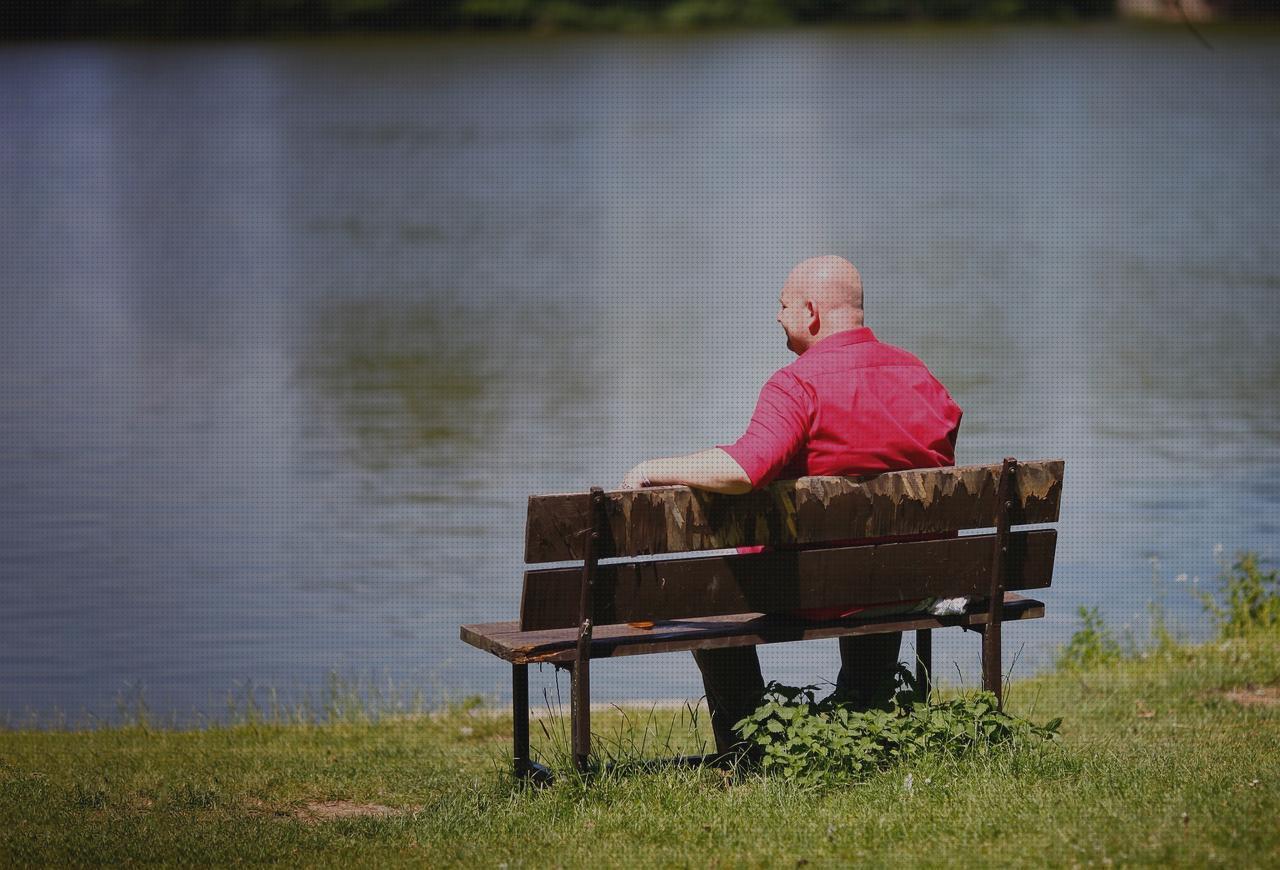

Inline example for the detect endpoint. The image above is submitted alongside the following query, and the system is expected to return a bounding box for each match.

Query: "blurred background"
[6,0,1280,35]
[1,3,1278,725]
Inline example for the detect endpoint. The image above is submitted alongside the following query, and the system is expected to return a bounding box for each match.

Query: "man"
[621,256,963,754]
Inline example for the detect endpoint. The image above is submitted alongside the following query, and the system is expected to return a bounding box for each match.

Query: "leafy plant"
[1056,605,1123,671]
[1200,552,1280,638]
[732,677,1061,785]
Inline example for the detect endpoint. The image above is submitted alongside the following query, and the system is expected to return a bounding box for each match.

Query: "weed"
[172,781,222,810]
[70,781,110,811]
[1200,552,1280,638]
[1056,605,1123,671]
[527,670,712,781]
[731,676,1061,785]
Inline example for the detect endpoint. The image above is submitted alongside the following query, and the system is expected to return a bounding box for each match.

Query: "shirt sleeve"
[718,370,812,488]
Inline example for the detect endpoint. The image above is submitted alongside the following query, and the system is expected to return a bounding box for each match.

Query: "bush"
[732,678,1060,785]
[661,0,790,27]
[1201,552,1280,639]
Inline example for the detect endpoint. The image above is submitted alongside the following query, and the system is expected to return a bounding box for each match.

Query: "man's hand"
[618,450,752,495]
[620,463,653,490]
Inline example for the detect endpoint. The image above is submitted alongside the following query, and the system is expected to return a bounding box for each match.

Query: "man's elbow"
[716,452,754,495]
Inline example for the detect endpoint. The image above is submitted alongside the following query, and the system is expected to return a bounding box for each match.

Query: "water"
[1,28,1278,724]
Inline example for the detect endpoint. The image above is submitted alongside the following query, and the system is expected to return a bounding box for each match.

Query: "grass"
[1,628,1277,866]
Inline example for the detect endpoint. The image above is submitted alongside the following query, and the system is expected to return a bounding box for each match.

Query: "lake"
[1,27,1278,724]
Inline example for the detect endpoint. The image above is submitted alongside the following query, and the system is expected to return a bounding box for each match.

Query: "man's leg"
[692,646,765,753]
[833,632,902,710]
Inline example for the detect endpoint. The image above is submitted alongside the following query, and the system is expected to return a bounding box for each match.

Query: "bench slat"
[524,460,1064,563]
[521,529,1055,631]
[464,594,1045,664]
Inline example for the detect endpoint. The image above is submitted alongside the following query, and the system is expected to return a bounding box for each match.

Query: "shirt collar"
[806,327,877,354]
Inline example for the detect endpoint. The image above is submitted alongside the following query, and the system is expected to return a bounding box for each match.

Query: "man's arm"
[620,448,752,495]
[622,370,809,495]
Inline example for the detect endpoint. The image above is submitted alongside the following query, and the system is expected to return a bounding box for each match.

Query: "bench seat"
[462,592,1044,665]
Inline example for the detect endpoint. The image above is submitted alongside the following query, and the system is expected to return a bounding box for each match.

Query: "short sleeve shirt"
[718,328,963,620]
[720,328,962,488]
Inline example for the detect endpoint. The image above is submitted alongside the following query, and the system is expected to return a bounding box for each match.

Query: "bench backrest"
[520,459,1063,631]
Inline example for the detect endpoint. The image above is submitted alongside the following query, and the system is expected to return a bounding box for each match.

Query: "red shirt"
[719,327,963,619]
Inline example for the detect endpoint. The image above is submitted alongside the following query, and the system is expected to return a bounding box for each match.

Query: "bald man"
[622,256,963,755]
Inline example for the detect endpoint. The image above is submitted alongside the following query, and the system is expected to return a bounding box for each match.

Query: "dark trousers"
[692,632,902,753]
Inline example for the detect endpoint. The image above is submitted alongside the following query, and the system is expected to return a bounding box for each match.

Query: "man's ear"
[807,300,820,335]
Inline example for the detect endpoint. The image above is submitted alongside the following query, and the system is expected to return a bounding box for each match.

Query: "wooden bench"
[461,457,1064,779]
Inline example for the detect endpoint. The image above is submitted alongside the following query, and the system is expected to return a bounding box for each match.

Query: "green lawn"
[2,631,1278,867]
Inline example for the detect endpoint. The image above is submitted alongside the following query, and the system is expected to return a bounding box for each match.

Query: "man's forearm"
[623,448,753,494]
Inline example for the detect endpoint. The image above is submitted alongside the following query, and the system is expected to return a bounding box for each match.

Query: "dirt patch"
[1222,686,1280,707]
[295,800,410,822]
[244,797,290,819]
[245,797,415,823]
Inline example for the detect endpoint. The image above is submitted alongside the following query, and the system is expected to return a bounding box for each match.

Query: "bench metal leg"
[513,663,530,779]
[568,486,605,775]
[512,664,552,785]
[571,658,591,772]
[980,623,1003,702]
[915,628,932,704]
[983,457,1017,708]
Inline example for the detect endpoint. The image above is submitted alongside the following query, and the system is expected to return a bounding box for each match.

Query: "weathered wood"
[462,594,1046,665]
[520,529,1055,631]
[524,460,1064,563]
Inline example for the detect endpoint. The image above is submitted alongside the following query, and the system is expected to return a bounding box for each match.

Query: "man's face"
[776,285,811,355]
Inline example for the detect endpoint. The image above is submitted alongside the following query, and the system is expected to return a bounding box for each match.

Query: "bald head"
[776,256,865,354]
